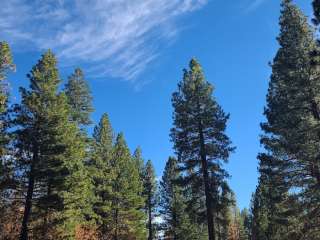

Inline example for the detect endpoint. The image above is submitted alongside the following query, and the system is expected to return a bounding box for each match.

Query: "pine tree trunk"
[198,121,215,240]
[20,147,38,240]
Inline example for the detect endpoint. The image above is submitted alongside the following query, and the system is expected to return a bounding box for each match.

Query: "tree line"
[1,0,320,239]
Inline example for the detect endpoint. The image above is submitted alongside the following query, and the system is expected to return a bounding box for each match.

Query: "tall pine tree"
[90,113,114,237]
[216,182,233,240]
[256,0,320,238]
[133,147,145,180]
[171,58,234,240]
[0,41,17,239]
[64,68,93,128]
[159,157,198,240]
[0,41,15,114]
[143,160,158,240]
[14,50,92,239]
[0,41,15,187]
[108,133,146,239]
[251,181,270,240]
[0,41,15,156]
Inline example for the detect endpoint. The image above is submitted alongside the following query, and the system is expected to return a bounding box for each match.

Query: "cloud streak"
[245,0,267,13]
[0,0,207,81]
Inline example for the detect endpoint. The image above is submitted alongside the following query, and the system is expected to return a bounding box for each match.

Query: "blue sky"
[0,0,313,209]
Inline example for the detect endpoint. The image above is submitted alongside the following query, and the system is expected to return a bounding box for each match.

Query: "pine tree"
[59,135,96,240]
[257,0,320,238]
[159,157,198,240]
[240,209,251,240]
[180,172,209,240]
[65,68,93,128]
[109,133,146,239]
[0,41,15,156]
[260,155,293,239]
[90,113,114,237]
[216,182,233,240]
[133,147,145,180]
[0,41,17,240]
[14,50,92,239]
[0,41,15,186]
[62,67,96,238]
[171,58,234,240]
[143,160,158,240]
[252,154,296,240]
[231,208,247,240]
[0,41,15,114]
[251,182,269,240]
[223,192,245,240]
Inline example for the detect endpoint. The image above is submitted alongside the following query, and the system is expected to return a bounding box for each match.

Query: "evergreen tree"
[65,68,93,128]
[259,155,292,239]
[240,208,251,240]
[143,160,158,240]
[108,133,146,239]
[216,182,233,240]
[224,197,250,240]
[180,171,209,240]
[257,0,320,238]
[0,41,15,156]
[133,146,145,180]
[90,113,114,237]
[14,50,92,239]
[132,147,147,225]
[0,41,15,114]
[159,157,198,240]
[63,67,96,238]
[0,41,15,183]
[0,41,16,239]
[251,183,269,240]
[171,58,234,240]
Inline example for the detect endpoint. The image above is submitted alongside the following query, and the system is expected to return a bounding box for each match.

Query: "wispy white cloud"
[0,0,207,81]
[245,0,267,13]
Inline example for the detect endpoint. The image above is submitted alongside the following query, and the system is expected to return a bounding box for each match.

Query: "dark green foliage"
[14,50,93,239]
[0,41,15,156]
[92,113,114,189]
[254,0,320,238]
[143,160,158,240]
[0,41,16,239]
[59,134,96,239]
[171,58,234,240]
[0,41,15,113]
[240,208,251,240]
[90,113,114,236]
[62,69,96,238]
[251,182,269,240]
[93,113,114,149]
[65,68,93,127]
[159,157,199,240]
[108,133,146,239]
[0,40,14,174]
[133,147,145,179]
[90,116,147,239]
[216,182,233,240]
[313,0,320,25]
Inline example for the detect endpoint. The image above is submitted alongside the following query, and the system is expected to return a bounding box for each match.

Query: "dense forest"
[1,0,320,239]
